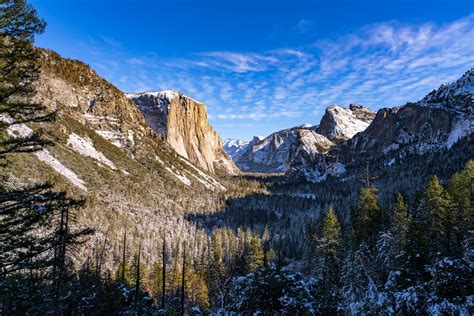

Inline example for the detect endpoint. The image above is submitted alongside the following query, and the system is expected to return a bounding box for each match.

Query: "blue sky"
[33,0,473,140]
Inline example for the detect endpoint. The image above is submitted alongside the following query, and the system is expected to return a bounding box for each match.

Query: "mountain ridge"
[227,104,375,173]
[286,69,474,182]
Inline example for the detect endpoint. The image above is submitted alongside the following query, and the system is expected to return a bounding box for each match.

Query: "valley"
[1,1,473,314]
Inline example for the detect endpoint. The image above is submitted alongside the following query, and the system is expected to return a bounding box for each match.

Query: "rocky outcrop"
[286,69,474,182]
[231,104,375,173]
[127,91,239,175]
[317,104,376,142]
[236,126,303,173]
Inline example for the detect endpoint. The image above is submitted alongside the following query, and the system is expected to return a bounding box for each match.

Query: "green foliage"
[353,187,383,251]
[243,231,264,273]
[447,160,474,230]
[391,192,411,255]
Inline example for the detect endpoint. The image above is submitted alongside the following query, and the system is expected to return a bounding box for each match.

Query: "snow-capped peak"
[125,90,180,100]
[420,68,473,113]
[223,138,249,149]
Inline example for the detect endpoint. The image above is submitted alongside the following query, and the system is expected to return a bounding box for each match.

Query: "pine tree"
[422,176,457,256]
[0,0,52,157]
[391,192,411,256]
[129,250,146,287]
[318,207,342,314]
[353,187,383,251]
[447,160,473,235]
[244,231,264,273]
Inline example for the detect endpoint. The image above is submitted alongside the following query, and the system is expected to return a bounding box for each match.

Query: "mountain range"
[224,104,376,173]
[224,71,473,181]
[7,46,473,272]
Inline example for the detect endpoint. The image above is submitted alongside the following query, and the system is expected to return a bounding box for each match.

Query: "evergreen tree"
[317,207,342,314]
[421,176,459,256]
[390,192,411,256]
[447,160,473,236]
[353,187,383,251]
[244,231,264,273]
[0,0,51,157]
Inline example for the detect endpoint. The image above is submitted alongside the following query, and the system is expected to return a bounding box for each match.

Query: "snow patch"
[180,158,226,191]
[35,149,87,190]
[446,118,473,148]
[95,130,125,148]
[67,133,117,170]
[154,155,191,186]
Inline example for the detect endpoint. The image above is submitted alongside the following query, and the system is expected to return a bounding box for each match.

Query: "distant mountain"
[223,137,259,162]
[286,69,474,182]
[127,91,239,175]
[230,105,375,173]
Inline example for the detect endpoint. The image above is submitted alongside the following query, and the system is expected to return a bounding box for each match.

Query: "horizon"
[33,0,473,140]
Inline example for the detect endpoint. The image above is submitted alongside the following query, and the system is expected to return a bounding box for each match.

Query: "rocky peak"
[420,68,473,113]
[229,105,375,174]
[127,91,239,175]
[316,104,376,142]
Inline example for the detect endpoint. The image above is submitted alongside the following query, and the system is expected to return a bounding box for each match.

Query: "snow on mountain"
[223,138,250,161]
[6,119,87,190]
[316,104,376,142]
[234,105,374,173]
[287,69,474,182]
[67,133,117,170]
[420,68,474,113]
[127,90,239,175]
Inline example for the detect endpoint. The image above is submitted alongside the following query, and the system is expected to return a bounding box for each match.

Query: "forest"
[1,1,473,315]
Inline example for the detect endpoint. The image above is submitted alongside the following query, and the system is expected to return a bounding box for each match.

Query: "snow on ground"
[181,158,226,191]
[67,133,117,170]
[94,130,126,148]
[154,155,191,186]
[35,149,87,190]
[165,166,191,186]
[5,120,87,190]
[446,117,473,148]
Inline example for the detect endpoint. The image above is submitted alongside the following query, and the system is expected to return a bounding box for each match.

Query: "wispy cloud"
[87,14,474,138]
[292,19,313,34]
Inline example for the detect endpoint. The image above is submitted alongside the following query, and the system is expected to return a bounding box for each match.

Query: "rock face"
[236,127,304,173]
[127,91,239,175]
[286,69,474,182]
[230,105,375,173]
[317,104,376,142]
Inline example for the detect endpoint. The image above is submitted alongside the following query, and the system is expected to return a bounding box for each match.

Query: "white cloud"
[90,14,474,135]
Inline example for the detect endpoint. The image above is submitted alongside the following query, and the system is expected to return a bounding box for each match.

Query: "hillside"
[4,49,244,271]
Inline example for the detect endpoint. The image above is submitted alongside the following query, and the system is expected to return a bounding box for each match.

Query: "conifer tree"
[422,176,455,256]
[318,207,342,313]
[391,192,411,256]
[353,187,383,251]
[447,160,473,232]
[244,231,264,273]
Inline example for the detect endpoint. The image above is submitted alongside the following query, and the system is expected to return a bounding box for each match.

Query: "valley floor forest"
[1,1,473,315]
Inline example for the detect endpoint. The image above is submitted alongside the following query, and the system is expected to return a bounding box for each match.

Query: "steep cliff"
[286,69,474,182]
[127,91,239,175]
